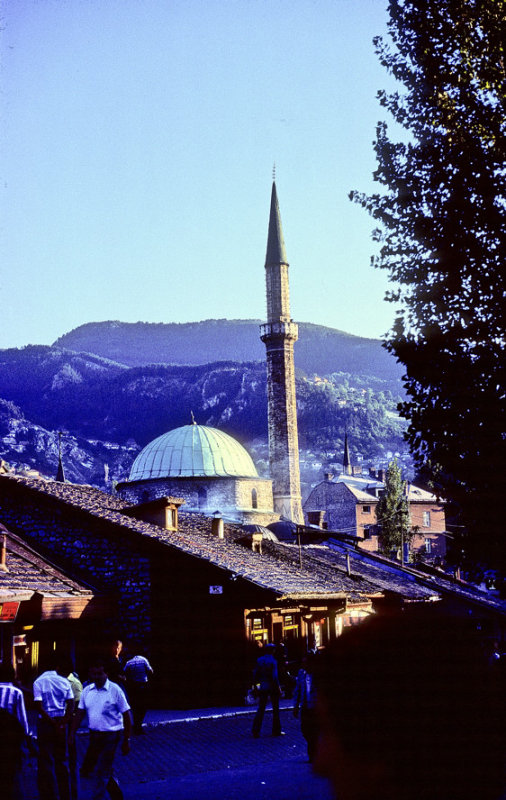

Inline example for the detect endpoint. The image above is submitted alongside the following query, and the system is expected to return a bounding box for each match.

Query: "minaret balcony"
[260,321,299,342]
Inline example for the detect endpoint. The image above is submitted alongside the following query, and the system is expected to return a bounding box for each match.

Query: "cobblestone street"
[21,707,334,800]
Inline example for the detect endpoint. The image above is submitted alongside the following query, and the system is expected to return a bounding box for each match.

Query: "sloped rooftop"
[0,525,94,600]
[335,473,438,504]
[1,473,482,607]
[0,474,371,601]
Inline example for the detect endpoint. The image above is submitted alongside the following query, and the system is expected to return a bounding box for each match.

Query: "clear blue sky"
[1,0,402,350]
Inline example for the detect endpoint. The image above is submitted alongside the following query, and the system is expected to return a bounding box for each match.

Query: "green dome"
[128,424,258,481]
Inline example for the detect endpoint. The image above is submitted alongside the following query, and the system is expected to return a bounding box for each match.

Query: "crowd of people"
[0,640,153,800]
[1,612,504,800]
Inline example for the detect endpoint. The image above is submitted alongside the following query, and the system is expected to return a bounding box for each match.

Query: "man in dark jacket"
[251,644,284,738]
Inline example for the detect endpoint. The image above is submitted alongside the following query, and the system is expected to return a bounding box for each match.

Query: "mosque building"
[117,422,276,524]
[118,180,303,526]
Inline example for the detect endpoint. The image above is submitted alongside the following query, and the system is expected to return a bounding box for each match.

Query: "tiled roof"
[336,474,439,504]
[342,483,379,503]
[262,542,437,602]
[0,527,94,599]
[0,475,374,601]
[0,474,460,606]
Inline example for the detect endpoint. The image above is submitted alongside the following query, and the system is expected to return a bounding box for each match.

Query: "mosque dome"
[128,423,259,482]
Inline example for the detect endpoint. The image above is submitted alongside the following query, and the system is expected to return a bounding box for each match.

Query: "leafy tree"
[352,0,506,569]
[376,459,413,558]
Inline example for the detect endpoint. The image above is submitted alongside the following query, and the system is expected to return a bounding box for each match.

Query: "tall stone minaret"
[260,181,303,524]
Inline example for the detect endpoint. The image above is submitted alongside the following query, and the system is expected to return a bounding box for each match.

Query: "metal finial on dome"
[191,411,196,425]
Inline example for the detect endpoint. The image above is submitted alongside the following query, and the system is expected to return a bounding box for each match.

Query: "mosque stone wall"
[235,477,273,512]
[118,475,276,524]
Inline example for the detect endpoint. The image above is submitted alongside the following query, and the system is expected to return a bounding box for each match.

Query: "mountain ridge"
[0,320,408,487]
[53,319,403,385]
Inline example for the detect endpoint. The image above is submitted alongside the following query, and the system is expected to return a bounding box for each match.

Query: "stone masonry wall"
[264,336,303,523]
[119,476,275,522]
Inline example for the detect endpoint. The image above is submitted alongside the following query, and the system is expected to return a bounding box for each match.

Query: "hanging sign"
[0,602,20,621]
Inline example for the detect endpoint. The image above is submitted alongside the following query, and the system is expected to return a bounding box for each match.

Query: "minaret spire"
[55,431,66,483]
[260,180,303,524]
[343,432,352,476]
[265,181,288,270]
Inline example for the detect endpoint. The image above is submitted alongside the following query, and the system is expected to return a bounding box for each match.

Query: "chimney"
[0,535,9,572]
[251,532,263,554]
[307,510,326,528]
[324,472,333,482]
[212,513,224,540]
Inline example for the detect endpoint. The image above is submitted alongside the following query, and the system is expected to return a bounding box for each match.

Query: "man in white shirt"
[70,658,131,800]
[33,656,74,800]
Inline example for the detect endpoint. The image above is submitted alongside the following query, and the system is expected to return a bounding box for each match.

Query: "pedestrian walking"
[293,653,318,762]
[70,657,131,800]
[59,658,83,800]
[123,650,153,735]
[0,708,26,800]
[0,662,30,799]
[33,655,74,800]
[104,639,126,689]
[0,661,29,735]
[251,643,284,738]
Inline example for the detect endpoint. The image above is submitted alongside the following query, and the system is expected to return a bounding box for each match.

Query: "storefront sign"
[0,602,20,621]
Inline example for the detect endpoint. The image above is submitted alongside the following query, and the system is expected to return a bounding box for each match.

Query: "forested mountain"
[54,319,403,388]
[0,338,407,488]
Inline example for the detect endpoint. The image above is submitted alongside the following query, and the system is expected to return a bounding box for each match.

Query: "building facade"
[304,469,447,563]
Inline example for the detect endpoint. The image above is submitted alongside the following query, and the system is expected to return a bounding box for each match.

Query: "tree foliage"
[376,459,413,556]
[352,0,506,569]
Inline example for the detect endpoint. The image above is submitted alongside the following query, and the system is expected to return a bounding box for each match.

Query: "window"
[363,505,371,514]
[251,488,258,509]
[425,537,432,554]
[423,511,431,527]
